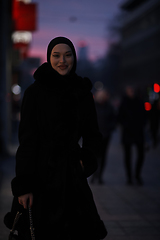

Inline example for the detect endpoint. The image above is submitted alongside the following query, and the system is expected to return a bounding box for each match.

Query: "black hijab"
[34,36,92,91]
[47,36,77,74]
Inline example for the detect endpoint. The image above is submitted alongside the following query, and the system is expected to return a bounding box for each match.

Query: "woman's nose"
[60,55,65,62]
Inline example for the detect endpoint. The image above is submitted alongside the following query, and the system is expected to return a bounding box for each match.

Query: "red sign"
[12,0,37,31]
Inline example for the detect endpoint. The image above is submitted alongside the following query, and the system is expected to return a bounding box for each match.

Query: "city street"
[0,127,160,240]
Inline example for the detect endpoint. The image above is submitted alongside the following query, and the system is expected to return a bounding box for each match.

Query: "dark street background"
[0,126,160,240]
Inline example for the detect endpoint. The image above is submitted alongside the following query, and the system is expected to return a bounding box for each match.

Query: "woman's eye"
[53,55,59,58]
[66,53,72,57]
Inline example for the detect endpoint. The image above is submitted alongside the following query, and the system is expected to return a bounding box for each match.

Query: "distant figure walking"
[91,89,116,184]
[118,86,146,185]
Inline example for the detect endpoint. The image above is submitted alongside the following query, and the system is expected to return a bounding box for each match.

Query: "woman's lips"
[58,65,67,70]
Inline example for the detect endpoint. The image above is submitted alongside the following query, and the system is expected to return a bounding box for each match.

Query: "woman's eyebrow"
[53,51,72,54]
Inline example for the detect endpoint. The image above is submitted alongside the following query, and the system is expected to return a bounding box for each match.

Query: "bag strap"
[10,211,22,234]
[28,206,35,240]
[9,206,35,240]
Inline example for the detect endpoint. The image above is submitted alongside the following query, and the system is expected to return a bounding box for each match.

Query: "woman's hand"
[18,193,33,209]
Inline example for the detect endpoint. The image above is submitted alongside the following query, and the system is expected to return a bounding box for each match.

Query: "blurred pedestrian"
[118,85,146,185]
[4,37,107,240]
[91,89,116,184]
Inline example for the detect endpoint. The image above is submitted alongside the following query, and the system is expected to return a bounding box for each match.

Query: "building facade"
[119,0,160,91]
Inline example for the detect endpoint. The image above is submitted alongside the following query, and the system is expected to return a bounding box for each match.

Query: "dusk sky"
[29,0,125,62]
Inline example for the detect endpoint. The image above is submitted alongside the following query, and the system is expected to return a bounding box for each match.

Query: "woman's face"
[50,43,74,75]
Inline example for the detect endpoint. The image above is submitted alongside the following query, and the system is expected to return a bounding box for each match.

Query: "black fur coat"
[6,63,107,239]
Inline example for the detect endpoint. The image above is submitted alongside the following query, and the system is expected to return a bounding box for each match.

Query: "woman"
[7,37,107,239]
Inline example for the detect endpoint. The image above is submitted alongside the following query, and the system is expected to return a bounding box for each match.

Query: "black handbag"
[8,206,35,240]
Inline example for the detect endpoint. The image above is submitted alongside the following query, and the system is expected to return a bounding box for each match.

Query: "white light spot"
[11,84,21,95]
[12,31,32,44]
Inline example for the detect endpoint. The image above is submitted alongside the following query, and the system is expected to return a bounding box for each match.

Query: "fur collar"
[33,62,92,91]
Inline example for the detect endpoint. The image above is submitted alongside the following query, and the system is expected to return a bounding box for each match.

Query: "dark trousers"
[91,136,110,183]
[98,137,110,179]
[123,142,144,183]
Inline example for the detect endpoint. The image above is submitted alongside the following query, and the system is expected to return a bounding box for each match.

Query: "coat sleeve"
[80,92,102,177]
[11,85,38,197]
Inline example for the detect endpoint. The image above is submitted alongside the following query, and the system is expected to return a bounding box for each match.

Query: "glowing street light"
[153,83,160,93]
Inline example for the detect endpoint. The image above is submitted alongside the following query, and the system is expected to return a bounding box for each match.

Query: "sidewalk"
[0,128,160,240]
[90,128,160,240]
[91,184,160,240]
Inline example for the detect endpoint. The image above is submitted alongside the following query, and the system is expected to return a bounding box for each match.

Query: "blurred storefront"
[0,0,12,155]
[0,0,39,156]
